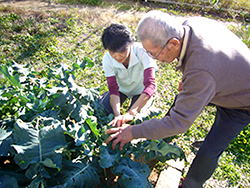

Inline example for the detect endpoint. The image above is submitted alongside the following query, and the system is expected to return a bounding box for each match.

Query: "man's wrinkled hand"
[105,124,133,150]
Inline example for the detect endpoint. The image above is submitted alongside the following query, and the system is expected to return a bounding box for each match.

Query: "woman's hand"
[178,81,183,91]
[109,113,134,127]
[105,124,133,150]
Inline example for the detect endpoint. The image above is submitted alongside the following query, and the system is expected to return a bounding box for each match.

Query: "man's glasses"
[146,37,174,59]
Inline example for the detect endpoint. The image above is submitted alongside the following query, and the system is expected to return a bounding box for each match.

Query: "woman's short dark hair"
[101,23,134,52]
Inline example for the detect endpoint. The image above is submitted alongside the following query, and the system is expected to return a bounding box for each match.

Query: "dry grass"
[0,0,145,28]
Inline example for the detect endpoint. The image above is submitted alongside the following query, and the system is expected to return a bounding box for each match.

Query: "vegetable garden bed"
[0,60,185,188]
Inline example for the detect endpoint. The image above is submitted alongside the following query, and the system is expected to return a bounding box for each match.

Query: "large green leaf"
[0,65,21,88]
[12,119,66,170]
[29,174,47,188]
[144,140,185,162]
[48,159,100,188]
[112,157,152,188]
[144,140,182,156]
[0,175,19,188]
[0,128,14,156]
[75,128,91,147]
[25,163,51,180]
[0,128,12,144]
[85,116,100,137]
[47,87,92,122]
[74,57,94,70]
[0,169,30,187]
[99,145,120,169]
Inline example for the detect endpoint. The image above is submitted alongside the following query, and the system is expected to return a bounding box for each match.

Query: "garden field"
[0,0,249,187]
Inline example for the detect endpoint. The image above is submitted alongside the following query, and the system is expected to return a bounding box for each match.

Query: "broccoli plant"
[0,59,185,188]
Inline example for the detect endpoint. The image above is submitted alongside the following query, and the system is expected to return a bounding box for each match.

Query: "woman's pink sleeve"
[106,76,120,97]
[142,67,156,98]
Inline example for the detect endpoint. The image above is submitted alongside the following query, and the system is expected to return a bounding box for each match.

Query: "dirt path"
[0,0,241,28]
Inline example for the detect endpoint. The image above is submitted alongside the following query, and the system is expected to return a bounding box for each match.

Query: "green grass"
[0,1,249,187]
[51,0,250,22]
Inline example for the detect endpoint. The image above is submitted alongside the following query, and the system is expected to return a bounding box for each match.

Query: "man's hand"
[105,124,133,150]
[109,113,134,127]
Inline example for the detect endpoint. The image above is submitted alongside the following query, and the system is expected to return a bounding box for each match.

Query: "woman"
[101,23,157,127]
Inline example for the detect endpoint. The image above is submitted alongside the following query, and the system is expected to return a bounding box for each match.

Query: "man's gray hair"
[137,10,184,47]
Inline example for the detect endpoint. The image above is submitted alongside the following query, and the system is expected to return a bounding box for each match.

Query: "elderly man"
[105,10,250,188]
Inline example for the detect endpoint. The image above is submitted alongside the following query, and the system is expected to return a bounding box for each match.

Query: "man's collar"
[176,26,190,68]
